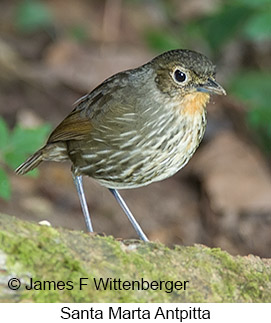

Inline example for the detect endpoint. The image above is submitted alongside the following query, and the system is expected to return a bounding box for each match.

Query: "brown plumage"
[16,49,226,241]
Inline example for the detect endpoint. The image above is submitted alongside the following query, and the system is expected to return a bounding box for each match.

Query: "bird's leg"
[72,174,93,232]
[109,188,149,242]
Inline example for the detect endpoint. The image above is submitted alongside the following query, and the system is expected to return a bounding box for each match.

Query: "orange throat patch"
[180,92,210,116]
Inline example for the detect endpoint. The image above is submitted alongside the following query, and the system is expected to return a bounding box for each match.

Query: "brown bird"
[16,49,226,241]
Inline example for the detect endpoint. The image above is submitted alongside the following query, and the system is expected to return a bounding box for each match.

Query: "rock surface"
[0,213,270,302]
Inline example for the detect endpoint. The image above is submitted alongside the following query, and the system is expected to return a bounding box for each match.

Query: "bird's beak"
[197,78,226,96]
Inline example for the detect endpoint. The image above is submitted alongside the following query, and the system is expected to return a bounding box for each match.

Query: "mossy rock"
[0,213,270,302]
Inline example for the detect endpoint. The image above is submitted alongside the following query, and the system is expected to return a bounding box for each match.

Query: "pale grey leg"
[72,174,93,232]
[109,188,149,242]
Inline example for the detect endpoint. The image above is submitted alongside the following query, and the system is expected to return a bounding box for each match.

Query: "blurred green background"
[0,0,270,256]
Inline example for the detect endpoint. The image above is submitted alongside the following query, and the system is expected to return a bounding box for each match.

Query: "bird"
[16,49,226,242]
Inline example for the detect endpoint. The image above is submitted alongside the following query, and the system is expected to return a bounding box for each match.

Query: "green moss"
[0,213,270,302]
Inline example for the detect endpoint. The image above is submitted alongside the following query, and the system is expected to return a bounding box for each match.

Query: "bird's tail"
[15,149,44,175]
[15,142,69,175]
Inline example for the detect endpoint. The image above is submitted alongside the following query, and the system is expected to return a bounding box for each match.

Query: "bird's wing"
[47,86,108,143]
[47,71,140,143]
[47,108,93,142]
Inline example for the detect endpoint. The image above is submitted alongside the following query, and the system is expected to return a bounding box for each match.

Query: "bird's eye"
[173,69,187,83]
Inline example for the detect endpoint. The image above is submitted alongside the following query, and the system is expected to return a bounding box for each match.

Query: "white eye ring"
[172,68,187,84]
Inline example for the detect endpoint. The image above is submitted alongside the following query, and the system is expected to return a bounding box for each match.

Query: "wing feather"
[48,109,92,142]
